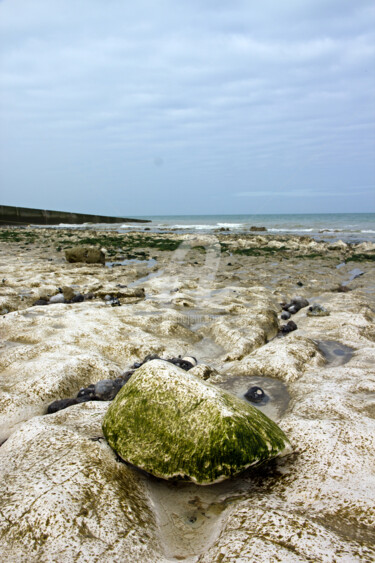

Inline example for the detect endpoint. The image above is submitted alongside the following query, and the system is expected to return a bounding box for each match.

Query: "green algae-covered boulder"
[102,360,292,484]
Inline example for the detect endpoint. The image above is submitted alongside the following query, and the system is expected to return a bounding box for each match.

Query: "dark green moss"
[346,253,375,262]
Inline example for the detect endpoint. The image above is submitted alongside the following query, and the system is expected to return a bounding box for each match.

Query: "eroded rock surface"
[0,402,161,562]
[0,228,374,561]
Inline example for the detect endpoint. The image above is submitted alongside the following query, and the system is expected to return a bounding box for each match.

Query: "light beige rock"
[0,402,162,562]
[65,246,105,265]
[228,334,326,382]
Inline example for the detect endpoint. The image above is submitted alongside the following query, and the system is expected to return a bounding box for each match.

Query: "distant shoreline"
[0,205,151,226]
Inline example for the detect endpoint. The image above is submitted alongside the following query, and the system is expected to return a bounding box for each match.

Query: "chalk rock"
[229,335,326,382]
[102,360,291,484]
[65,246,105,265]
[0,402,161,562]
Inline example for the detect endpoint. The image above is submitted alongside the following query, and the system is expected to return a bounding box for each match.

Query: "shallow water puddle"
[216,375,290,421]
[342,268,364,286]
[317,340,354,367]
[106,257,157,268]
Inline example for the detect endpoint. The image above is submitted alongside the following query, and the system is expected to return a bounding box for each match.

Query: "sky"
[0,0,374,216]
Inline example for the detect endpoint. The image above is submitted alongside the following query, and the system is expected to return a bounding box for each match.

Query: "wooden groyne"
[0,205,150,226]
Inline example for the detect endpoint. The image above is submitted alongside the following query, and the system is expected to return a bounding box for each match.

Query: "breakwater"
[0,205,150,226]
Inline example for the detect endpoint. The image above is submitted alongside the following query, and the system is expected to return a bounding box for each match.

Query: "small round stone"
[244,386,265,403]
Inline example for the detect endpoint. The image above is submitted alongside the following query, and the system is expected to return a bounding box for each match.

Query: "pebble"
[182,356,198,366]
[244,386,265,403]
[307,304,330,317]
[94,379,125,401]
[49,294,65,304]
[70,294,84,303]
[77,384,95,399]
[166,358,194,371]
[281,311,291,320]
[280,320,298,334]
[33,299,49,306]
[47,398,78,414]
[283,296,309,314]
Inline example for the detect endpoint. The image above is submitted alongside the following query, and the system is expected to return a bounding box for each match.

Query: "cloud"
[0,0,374,214]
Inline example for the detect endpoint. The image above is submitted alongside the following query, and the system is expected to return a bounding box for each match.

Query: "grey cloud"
[0,0,374,215]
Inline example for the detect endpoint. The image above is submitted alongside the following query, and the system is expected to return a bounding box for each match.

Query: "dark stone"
[47,398,78,414]
[110,298,121,307]
[281,311,291,320]
[143,354,161,362]
[77,384,95,398]
[284,297,309,314]
[297,281,304,287]
[33,299,49,306]
[166,358,194,371]
[94,379,125,401]
[244,386,265,403]
[280,320,298,334]
[249,226,267,232]
[227,262,232,266]
[120,370,135,383]
[76,395,96,403]
[287,305,299,314]
[70,293,84,303]
[132,362,142,369]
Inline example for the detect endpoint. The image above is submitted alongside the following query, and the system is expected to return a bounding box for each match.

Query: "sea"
[55,213,375,244]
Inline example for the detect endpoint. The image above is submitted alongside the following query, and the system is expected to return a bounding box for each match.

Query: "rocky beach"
[0,226,375,562]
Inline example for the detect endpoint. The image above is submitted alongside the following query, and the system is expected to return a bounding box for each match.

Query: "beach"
[0,225,375,561]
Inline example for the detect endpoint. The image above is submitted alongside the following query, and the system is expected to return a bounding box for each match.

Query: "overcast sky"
[1,0,374,216]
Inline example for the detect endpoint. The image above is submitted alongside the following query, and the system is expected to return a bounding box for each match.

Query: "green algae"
[102,360,291,485]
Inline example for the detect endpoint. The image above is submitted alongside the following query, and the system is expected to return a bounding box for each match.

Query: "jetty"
[0,205,150,226]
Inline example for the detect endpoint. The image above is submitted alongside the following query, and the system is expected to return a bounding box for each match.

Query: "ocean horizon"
[49,212,375,244]
[109,212,375,244]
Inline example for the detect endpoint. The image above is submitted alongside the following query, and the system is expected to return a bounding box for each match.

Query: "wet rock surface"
[102,360,291,484]
[0,227,374,561]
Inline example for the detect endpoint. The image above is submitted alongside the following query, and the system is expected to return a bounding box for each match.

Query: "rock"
[297,281,304,287]
[32,298,48,306]
[70,293,84,303]
[281,311,291,320]
[280,320,298,334]
[47,398,78,414]
[244,386,265,403]
[62,286,75,301]
[95,286,145,300]
[49,293,65,304]
[77,384,95,399]
[307,304,330,317]
[188,363,218,381]
[166,357,194,370]
[94,379,125,401]
[182,356,198,366]
[230,335,326,383]
[65,246,105,265]
[283,296,309,314]
[143,353,161,363]
[119,370,135,383]
[249,226,267,232]
[0,403,161,561]
[102,360,291,484]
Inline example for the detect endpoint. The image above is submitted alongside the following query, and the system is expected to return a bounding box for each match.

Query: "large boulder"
[65,246,105,265]
[102,360,291,484]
